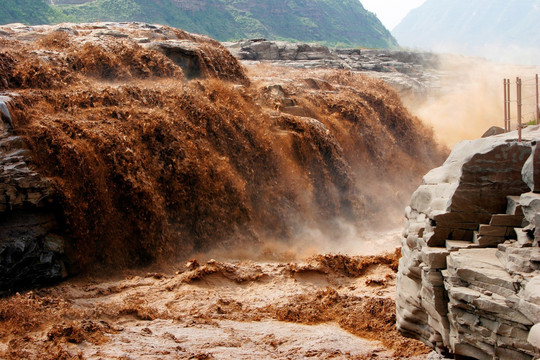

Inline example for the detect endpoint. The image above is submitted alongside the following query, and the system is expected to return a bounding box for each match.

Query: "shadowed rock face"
[0,96,66,295]
[146,41,203,79]
[397,126,540,359]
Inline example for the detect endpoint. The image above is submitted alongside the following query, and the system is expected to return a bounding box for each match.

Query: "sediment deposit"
[0,248,434,359]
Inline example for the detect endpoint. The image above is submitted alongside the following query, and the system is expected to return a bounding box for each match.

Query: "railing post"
[504,79,509,131]
[507,79,511,132]
[536,74,540,125]
[517,77,522,142]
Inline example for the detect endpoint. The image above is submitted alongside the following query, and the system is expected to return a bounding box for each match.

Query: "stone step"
[478,224,507,236]
[489,214,524,227]
[473,231,506,247]
[445,240,480,251]
[496,242,540,273]
[447,248,518,298]
[421,246,450,269]
[506,195,524,216]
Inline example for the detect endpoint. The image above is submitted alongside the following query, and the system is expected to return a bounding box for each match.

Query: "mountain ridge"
[393,0,540,64]
[1,0,398,48]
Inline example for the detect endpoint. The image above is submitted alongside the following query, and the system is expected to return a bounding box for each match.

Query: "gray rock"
[520,192,540,226]
[522,142,540,193]
[397,127,540,359]
[482,126,506,138]
[144,40,203,79]
[225,39,440,97]
[507,195,524,215]
[528,323,540,350]
[422,247,450,269]
[0,97,13,130]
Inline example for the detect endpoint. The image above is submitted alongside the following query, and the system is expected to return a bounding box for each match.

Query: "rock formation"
[225,39,440,97]
[0,95,67,295]
[397,126,540,359]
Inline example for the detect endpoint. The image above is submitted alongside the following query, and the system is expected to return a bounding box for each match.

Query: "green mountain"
[1,0,397,48]
[0,0,66,25]
[393,0,540,64]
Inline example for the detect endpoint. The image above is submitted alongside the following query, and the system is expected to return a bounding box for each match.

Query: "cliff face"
[397,127,540,359]
[225,39,439,98]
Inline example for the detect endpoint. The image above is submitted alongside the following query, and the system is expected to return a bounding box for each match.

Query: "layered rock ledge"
[397,126,540,359]
[224,39,440,97]
[0,95,67,295]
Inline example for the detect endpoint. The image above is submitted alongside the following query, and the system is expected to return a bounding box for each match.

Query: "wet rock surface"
[397,126,540,359]
[0,96,67,294]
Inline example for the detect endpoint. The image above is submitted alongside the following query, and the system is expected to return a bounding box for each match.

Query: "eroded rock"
[397,126,540,359]
[0,96,67,294]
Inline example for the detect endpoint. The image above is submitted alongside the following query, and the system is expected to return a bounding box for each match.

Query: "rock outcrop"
[0,95,67,295]
[225,39,440,97]
[397,126,540,359]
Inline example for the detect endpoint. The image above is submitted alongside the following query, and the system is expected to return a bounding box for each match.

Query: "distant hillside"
[0,0,66,25]
[1,0,397,48]
[393,0,540,64]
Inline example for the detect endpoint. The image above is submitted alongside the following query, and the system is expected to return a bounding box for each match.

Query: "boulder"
[528,324,540,351]
[482,126,505,138]
[522,140,540,193]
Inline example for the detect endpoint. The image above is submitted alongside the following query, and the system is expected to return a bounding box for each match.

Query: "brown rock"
[489,214,525,227]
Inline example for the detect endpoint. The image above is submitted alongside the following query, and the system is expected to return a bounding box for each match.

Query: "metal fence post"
[504,79,508,131]
[507,79,511,132]
[536,74,540,125]
[517,77,522,142]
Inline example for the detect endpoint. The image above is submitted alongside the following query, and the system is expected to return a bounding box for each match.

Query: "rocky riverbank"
[397,126,540,359]
[225,39,441,98]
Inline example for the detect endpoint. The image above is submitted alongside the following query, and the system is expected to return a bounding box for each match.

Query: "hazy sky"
[361,0,426,30]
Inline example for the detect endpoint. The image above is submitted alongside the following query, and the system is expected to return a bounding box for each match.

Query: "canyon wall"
[397,127,540,359]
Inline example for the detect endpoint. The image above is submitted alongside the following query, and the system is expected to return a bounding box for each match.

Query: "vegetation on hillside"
[0,0,68,25]
[2,0,397,48]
